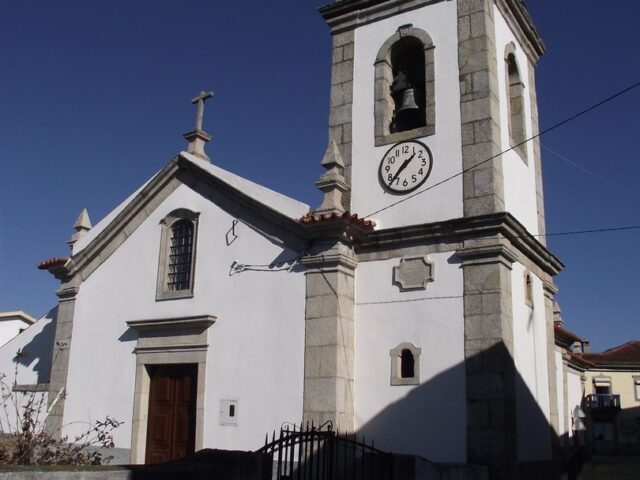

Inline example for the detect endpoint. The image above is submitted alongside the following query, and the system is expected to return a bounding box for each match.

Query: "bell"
[397,88,419,113]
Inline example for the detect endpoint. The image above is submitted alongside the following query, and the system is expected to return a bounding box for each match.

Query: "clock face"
[378,140,433,194]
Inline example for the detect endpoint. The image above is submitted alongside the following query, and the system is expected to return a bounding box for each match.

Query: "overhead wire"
[364,80,640,218]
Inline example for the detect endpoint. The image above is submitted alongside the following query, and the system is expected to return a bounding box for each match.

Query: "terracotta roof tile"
[37,257,69,270]
[300,211,376,230]
[566,351,595,368]
[554,324,585,344]
[579,340,640,367]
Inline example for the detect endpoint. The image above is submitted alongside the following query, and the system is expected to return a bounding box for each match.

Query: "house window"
[634,377,640,401]
[593,377,611,395]
[374,25,435,146]
[156,209,200,300]
[504,44,527,161]
[390,342,421,386]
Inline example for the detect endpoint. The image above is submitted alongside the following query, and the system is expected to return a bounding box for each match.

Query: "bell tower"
[319,0,546,237]
[316,2,562,479]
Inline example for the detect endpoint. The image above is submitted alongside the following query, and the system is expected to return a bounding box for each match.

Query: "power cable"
[536,225,640,238]
[365,80,640,218]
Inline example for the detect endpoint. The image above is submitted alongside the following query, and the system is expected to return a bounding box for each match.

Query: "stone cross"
[184,90,214,161]
[191,91,214,131]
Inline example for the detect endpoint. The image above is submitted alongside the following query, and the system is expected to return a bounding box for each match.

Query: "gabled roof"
[0,311,36,325]
[41,152,311,283]
[554,323,585,348]
[579,341,640,368]
[73,153,309,255]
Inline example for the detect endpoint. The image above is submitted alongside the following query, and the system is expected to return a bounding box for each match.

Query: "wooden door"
[145,364,198,464]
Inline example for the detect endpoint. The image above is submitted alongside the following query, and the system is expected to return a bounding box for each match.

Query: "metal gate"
[259,422,393,480]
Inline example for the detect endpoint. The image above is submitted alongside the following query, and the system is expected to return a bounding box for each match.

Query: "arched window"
[374,25,435,146]
[389,37,426,134]
[167,219,194,291]
[505,44,527,161]
[390,342,421,386]
[156,209,200,300]
[400,349,415,378]
[524,272,533,307]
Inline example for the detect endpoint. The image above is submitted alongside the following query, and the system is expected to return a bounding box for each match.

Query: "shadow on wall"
[10,306,57,384]
[356,341,563,480]
[588,404,640,456]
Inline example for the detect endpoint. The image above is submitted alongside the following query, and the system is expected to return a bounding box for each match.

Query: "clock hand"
[390,153,416,183]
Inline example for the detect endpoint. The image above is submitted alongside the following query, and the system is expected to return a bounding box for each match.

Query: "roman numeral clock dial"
[378,140,433,194]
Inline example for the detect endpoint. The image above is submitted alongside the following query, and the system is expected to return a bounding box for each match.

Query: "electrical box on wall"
[219,399,238,426]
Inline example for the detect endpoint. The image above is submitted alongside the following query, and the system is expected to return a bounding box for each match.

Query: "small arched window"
[390,342,421,386]
[374,25,435,146]
[156,209,200,300]
[400,349,415,378]
[524,272,533,307]
[505,44,527,161]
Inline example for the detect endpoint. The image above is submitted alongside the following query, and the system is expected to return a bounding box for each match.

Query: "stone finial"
[67,208,92,250]
[183,90,214,161]
[313,138,349,216]
[553,301,563,325]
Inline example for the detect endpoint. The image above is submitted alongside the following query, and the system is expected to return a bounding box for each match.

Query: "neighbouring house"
[2,1,569,479]
[553,304,640,457]
[0,311,36,347]
[580,341,640,455]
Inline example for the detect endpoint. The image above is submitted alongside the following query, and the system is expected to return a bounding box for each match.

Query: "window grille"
[167,220,194,291]
[156,209,199,301]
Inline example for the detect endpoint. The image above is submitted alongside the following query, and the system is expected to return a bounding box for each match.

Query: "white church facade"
[3,1,565,478]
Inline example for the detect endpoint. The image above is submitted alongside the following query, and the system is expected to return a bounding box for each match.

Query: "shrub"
[0,352,122,465]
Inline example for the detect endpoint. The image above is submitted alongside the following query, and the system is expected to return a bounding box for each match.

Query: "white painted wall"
[493,6,539,235]
[0,317,33,347]
[0,310,56,432]
[351,1,463,229]
[0,310,55,386]
[555,350,567,443]
[511,263,551,461]
[63,183,306,452]
[354,252,466,462]
[566,370,584,440]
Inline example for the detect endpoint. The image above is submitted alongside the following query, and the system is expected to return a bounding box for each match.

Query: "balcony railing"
[585,394,621,411]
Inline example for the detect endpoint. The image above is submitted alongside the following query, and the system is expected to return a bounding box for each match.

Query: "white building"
[4,1,565,478]
[0,311,36,347]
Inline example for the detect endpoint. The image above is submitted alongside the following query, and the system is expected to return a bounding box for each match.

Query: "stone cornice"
[301,214,374,247]
[319,0,445,33]
[584,365,640,373]
[55,284,80,300]
[495,0,545,63]
[356,212,563,276]
[179,157,309,247]
[127,314,216,333]
[319,0,545,61]
[301,252,358,275]
[457,244,518,269]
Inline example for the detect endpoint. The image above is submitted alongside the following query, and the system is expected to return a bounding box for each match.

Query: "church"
[2,1,565,478]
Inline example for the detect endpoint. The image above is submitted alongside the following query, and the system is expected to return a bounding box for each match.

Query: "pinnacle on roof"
[67,208,92,249]
[313,137,349,217]
[73,208,92,231]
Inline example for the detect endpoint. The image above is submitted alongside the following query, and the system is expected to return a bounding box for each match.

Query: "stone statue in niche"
[393,256,434,291]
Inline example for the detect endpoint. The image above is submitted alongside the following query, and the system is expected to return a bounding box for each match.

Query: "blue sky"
[1,1,638,352]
